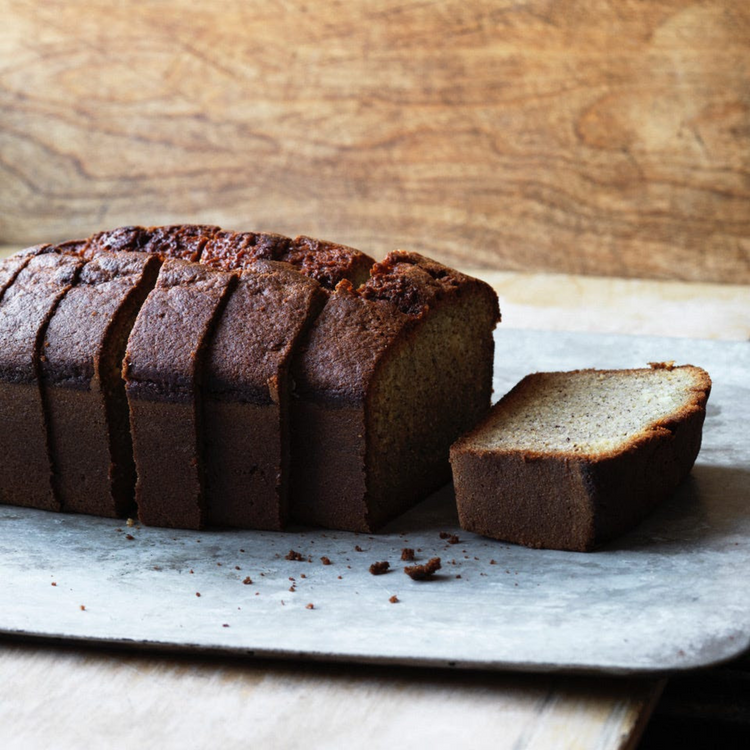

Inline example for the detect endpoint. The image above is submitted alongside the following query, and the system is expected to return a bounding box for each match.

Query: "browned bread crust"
[201,231,374,289]
[450,365,712,551]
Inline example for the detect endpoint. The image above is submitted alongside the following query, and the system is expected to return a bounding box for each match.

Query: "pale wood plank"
[0,643,662,750]
[0,1,748,282]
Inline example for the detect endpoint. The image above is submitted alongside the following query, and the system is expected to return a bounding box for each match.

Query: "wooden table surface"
[0,244,747,749]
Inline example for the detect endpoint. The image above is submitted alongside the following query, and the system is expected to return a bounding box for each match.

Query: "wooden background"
[1,0,748,283]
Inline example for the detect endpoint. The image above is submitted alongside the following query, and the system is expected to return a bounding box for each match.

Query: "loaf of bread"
[450,365,712,552]
[0,225,499,534]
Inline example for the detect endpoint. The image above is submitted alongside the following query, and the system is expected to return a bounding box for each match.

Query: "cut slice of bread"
[450,364,712,552]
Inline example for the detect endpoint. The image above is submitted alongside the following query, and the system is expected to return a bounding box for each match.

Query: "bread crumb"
[400,548,415,561]
[389,595,399,604]
[306,603,315,610]
[80,605,86,611]
[243,576,253,585]
[222,623,229,628]
[354,545,363,552]
[404,558,441,580]
[439,532,451,539]
[490,559,497,565]
[51,582,57,587]
[126,518,135,527]
[195,592,201,597]
[285,550,305,561]
[321,556,332,565]
[369,561,390,575]
[125,534,135,541]
[447,535,460,544]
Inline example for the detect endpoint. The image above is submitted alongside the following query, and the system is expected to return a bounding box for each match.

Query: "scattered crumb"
[80,605,86,611]
[321,556,332,565]
[301,574,307,579]
[289,577,295,582]
[490,560,497,565]
[115,528,122,532]
[389,595,399,604]
[217,562,222,567]
[51,582,57,587]
[289,585,296,592]
[439,532,451,539]
[354,545,363,552]
[369,561,390,576]
[222,623,229,628]
[240,549,245,553]
[126,518,135,527]
[153,566,162,571]
[190,569,194,574]
[306,603,315,610]
[448,535,460,545]
[195,592,201,597]
[125,534,135,541]
[243,576,253,585]
[337,575,342,580]
[456,574,462,579]
[286,550,305,561]
[400,548,415,561]
[235,566,241,571]
[404,557,442,581]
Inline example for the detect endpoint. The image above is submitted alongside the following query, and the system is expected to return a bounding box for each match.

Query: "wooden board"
[1,1,748,283]
[0,642,662,750]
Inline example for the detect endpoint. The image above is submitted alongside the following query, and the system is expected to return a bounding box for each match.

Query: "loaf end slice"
[450,365,712,552]
[291,251,500,532]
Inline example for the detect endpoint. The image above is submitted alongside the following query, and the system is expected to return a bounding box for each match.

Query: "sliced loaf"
[450,364,712,551]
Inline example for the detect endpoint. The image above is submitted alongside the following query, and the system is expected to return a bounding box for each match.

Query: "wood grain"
[0,1,748,282]
[0,642,662,750]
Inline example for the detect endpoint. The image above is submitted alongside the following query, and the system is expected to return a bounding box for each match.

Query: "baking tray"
[0,329,748,674]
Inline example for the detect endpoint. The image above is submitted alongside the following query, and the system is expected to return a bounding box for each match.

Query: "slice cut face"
[0,250,83,510]
[123,259,236,529]
[41,252,162,517]
[450,365,712,551]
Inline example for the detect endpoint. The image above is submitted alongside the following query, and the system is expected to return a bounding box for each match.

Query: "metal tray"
[0,329,748,674]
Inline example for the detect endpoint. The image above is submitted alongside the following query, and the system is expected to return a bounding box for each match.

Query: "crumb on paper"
[447,535,460,545]
[243,576,253,585]
[389,595,399,604]
[321,556,332,565]
[286,550,305,561]
[195,592,201,597]
[369,561,390,576]
[306,603,314,610]
[404,557,441,580]
[354,545,363,552]
[222,623,229,628]
[51,582,57,587]
[80,605,86,611]
[126,518,135,527]
[125,534,135,541]
[400,548,415,561]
